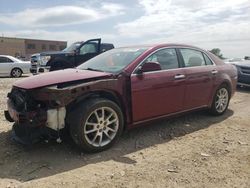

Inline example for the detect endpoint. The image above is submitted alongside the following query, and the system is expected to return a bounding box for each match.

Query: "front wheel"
[69,98,124,152]
[209,85,230,115]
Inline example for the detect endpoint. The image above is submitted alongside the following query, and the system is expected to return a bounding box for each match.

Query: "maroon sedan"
[4,44,237,152]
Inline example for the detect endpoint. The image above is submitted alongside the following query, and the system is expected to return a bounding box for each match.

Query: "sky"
[0,0,250,58]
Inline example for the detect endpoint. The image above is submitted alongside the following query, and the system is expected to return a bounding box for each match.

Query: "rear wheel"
[209,85,230,115]
[69,98,124,152]
[11,68,22,77]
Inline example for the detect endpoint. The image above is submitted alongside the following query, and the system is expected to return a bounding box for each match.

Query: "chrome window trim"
[131,46,216,75]
[178,47,216,66]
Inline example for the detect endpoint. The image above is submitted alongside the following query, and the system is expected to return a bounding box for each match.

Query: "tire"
[11,68,22,78]
[68,98,124,152]
[209,84,230,115]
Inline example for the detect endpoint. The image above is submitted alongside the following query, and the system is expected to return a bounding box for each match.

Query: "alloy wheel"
[12,69,22,77]
[215,88,229,113]
[84,107,119,147]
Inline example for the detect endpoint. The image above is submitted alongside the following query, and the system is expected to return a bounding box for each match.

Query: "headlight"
[40,56,51,65]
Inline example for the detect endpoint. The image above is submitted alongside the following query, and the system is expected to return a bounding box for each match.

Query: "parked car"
[4,44,237,152]
[30,38,114,74]
[244,56,250,60]
[230,60,250,87]
[0,55,31,77]
[228,58,245,62]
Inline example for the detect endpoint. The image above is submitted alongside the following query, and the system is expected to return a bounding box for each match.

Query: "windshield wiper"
[85,67,104,72]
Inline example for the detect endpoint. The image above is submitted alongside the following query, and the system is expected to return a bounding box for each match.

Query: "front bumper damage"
[4,78,119,145]
[4,88,67,145]
[5,105,66,144]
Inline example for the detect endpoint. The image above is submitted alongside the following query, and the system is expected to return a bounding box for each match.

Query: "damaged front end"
[5,87,67,145]
[4,70,121,145]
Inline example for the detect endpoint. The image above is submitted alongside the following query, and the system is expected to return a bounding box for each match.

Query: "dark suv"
[5,44,237,152]
[30,38,114,74]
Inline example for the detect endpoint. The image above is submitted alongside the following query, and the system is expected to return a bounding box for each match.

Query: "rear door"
[0,57,14,74]
[75,39,101,66]
[178,48,217,109]
[131,48,186,122]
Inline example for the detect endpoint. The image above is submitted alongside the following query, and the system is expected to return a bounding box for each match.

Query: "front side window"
[203,53,213,65]
[79,43,97,55]
[180,49,206,67]
[78,47,148,73]
[143,48,179,70]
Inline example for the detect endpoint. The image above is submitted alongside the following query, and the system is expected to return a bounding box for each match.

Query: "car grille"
[240,66,250,75]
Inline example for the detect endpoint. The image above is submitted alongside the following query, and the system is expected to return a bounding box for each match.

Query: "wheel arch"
[209,79,232,108]
[10,67,23,77]
[66,90,127,126]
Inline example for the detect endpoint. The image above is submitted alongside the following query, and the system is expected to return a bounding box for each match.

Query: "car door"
[131,48,186,122]
[75,39,101,66]
[178,48,216,110]
[0,57,14,74]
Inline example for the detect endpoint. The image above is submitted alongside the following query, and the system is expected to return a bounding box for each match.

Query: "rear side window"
[144,48,179,70]
[0,57,13,63]
[203,53,213,65]
[180,49,206,67]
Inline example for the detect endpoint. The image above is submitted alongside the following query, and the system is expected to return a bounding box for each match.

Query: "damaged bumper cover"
[5,106,66,145]
[5,99,47,127]
[5,99,66,131]
[5,93,66,145]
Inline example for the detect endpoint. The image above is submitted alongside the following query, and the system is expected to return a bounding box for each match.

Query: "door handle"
[211,70,218,75]
[174,74,186,80]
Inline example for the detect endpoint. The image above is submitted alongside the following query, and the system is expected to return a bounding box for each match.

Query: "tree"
[209,48,224,59]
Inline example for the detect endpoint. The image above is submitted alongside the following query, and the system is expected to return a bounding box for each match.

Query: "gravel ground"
[0,76,249,188]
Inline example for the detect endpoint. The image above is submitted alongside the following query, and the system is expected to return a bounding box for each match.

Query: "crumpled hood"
[14,69,113,89]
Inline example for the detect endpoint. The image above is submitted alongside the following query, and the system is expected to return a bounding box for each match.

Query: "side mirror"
[136,61,161,74]
[74,49,80,55]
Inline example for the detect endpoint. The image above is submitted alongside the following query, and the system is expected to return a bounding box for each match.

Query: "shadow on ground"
[0,109,233,182]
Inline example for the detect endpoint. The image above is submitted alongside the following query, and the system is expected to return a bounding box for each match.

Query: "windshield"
[62,42,81,52]
[77,47,148,73]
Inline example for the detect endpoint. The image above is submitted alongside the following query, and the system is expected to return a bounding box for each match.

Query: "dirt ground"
[0,76,249,188]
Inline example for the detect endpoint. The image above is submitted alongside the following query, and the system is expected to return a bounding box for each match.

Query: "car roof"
[119,43,206,51]
[0,55,22,62]
[118,43,207,51]
[0,55,13,58]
